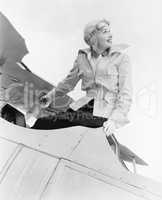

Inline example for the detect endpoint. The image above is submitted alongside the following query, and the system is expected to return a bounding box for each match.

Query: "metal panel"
[41,160,146,200]
[0,12,28,63]
[69,128,126,177]
[0,147,59,200]
[0,138,18,174]
[1,61,73,117]
[0,119,88,159]
[0,120,162,199]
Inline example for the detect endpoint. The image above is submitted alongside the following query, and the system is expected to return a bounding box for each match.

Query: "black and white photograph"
[0,0,162,199]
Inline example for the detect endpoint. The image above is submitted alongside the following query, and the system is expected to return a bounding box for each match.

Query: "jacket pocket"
[107,63,118,76]
[105,64,118,89]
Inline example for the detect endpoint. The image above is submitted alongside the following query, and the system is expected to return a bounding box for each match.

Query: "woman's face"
[93,22,112,52]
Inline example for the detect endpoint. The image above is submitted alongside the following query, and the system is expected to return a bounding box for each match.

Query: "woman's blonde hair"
[84,19,110,46]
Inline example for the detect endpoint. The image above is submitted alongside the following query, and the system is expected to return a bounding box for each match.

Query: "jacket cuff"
[108,110,130,129]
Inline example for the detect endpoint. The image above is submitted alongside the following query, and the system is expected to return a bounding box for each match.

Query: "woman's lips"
[107,39,112,43]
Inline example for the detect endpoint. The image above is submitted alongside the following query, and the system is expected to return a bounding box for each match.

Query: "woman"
[32,19,133,137]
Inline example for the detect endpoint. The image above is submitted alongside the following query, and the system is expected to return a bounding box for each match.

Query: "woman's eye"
[102,29,110,33]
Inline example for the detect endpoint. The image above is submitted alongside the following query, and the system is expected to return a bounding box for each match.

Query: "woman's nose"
[108,33,112,38]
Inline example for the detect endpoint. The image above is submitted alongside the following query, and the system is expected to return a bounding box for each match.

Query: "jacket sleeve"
[55,57,81,96]
[109,54,133,128]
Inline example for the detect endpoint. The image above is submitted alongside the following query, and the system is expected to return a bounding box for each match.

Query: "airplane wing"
[0,118,162,200]
[107,135,148,166]
[0,12,28,63]
[119,143,148,166]
[0,12,72,118]
[0,61,73,118]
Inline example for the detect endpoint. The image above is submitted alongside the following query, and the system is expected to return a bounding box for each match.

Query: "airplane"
[0,12,162,200]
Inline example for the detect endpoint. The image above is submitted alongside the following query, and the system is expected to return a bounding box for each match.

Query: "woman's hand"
[39,89,55,108]
[103,119,116,136]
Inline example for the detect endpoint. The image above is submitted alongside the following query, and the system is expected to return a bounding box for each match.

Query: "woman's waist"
[81,78,118,93]
[86,87,117,102]
[70,85,117,111]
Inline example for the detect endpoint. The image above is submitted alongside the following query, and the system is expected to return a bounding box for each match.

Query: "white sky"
[1,0,162,183]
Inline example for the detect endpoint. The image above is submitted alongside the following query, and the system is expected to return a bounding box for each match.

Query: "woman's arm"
[55,58,80,96]
[40,57,81,107]
[109,54,133,128]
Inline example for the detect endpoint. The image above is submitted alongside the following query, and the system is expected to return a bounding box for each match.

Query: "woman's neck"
[91,47,110,58]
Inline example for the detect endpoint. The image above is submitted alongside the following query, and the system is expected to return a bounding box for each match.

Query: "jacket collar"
[79,43,130,57]
[109,43,130,55]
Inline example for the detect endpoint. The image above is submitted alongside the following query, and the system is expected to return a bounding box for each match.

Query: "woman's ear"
[90,35,98,50]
